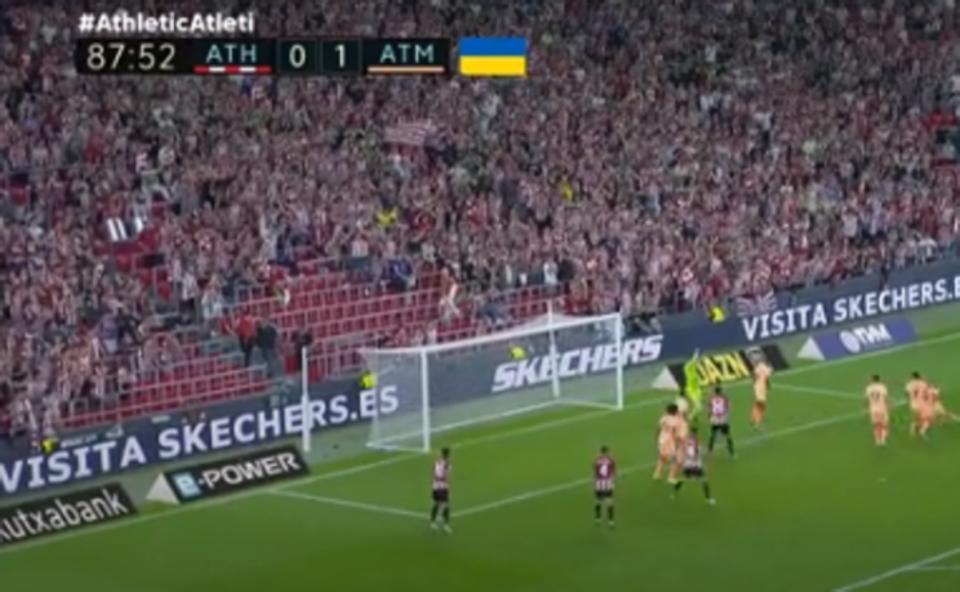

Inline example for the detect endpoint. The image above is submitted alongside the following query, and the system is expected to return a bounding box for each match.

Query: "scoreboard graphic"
[75,37,527,77]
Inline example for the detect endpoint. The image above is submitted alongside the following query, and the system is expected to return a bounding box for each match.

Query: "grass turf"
[1,333,959,592]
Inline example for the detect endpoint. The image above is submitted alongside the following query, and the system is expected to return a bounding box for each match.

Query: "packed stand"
[2,0,960,440]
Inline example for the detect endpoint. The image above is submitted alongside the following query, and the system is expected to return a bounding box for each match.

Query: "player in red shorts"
[429,447,452,533]
[594,445,616,528]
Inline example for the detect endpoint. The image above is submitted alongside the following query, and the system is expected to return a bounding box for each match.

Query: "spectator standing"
[255,321,281,377]
[438,267,460,323]
[235,313,257,367]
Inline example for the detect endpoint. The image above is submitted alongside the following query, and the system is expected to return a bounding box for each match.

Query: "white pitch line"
[2,327,959,556]
[274,395,673,493]
[833,545,960,591]
[748,404,901,442]
[787,329,960,370]
[459,479,593,516]
[776,383,862,401]
[910,566,960,572]
[458,405,893,517]
[269,489,422,520]
[451,396,672,449]
[255,400,658,495]
[296,455,418,484]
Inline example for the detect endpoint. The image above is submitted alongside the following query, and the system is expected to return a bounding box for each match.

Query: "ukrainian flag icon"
[458,37,527,77]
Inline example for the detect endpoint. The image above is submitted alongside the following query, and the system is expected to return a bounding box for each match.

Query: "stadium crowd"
[2,0,960,437]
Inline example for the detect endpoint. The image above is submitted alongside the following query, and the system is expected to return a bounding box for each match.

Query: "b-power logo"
[164,446,308,503]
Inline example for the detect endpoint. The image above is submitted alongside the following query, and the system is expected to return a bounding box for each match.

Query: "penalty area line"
[832,545,960,591]
[775,383,862,400]
[276,395,673,494]
[275,394,673,495]
[458,406,892,518]
[268,489,423,520]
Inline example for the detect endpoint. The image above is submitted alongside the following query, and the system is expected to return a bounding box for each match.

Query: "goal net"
[361,311,625,452]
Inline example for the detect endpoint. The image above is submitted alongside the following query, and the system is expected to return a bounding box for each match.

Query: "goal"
[360,310,625,453]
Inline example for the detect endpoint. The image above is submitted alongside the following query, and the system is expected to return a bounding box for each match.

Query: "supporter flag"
[384,120,437,147]
[458,37,527,77]
[105,218,128,242]
[734,290,778,318]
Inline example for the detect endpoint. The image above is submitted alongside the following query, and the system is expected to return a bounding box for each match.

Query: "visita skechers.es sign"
[741,276,960,341]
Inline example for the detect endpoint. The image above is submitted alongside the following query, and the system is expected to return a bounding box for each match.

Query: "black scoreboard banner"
[74,38,451,76]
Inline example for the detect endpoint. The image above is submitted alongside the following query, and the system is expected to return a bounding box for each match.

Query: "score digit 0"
[277,40,317,75]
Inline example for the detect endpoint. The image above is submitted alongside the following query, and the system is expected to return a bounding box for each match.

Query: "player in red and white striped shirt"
[672,430,716,505]
[594,446,616,528]
[708,386,736,458]
[429,447,452,533]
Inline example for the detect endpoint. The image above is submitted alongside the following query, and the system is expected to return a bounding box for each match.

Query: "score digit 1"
[277,40,318,75]
[320,39,361,75]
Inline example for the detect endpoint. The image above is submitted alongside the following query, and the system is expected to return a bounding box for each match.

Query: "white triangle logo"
[146,474,181,506]
[651,367,679,391]
[797,337,824,361]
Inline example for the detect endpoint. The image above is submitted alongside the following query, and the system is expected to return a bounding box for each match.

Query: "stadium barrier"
[4,259,960,499]
[636,258,960,361]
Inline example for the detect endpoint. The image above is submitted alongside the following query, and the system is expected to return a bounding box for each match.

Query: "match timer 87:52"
[75,39,182,74]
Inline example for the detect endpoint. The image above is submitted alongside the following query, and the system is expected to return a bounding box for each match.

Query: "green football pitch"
[2,333,960,592]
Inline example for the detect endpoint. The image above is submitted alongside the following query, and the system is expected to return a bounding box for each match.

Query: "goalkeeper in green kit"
[683,349,704,426]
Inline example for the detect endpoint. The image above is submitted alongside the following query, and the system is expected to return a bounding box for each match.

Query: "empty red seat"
[61,268,572,431]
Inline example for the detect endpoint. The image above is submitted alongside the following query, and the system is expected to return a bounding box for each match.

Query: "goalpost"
[359,309,625,453]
